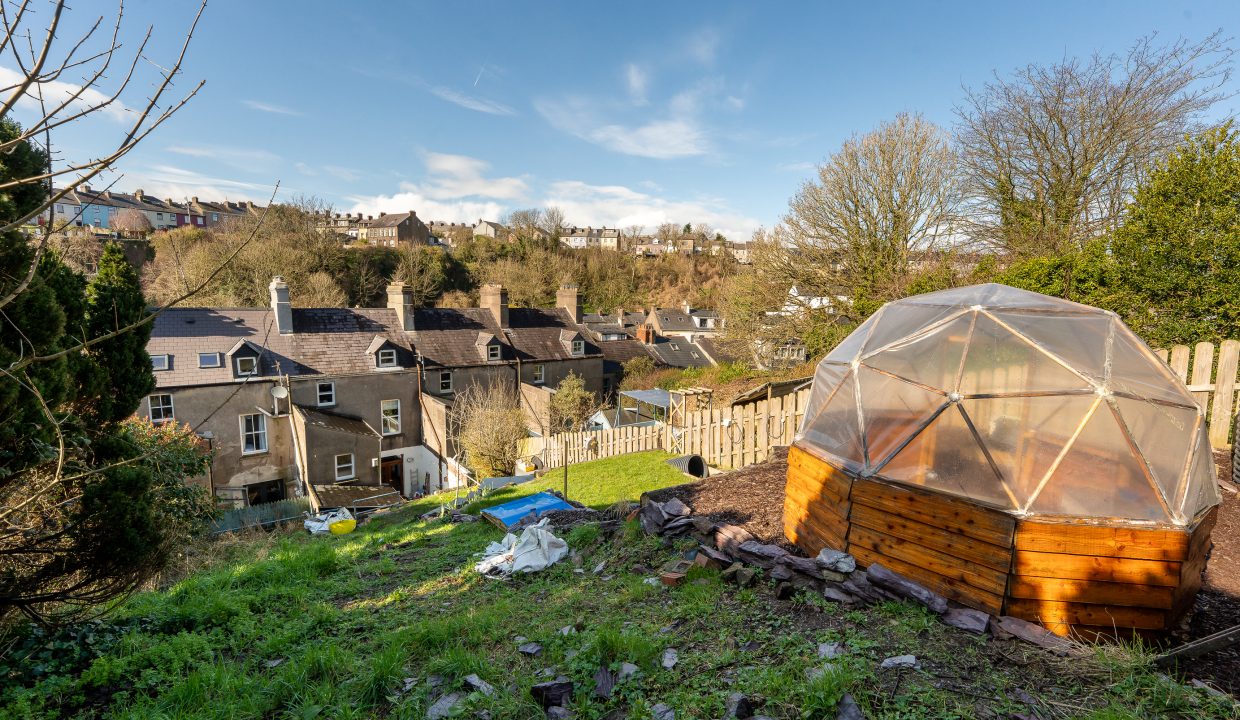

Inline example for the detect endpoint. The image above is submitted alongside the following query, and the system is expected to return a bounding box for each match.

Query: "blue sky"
[14,1,1240,239]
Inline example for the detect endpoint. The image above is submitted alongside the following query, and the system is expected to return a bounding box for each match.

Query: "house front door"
[381,457,403,496]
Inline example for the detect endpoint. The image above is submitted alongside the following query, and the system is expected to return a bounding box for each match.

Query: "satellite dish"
[270,385,289,399]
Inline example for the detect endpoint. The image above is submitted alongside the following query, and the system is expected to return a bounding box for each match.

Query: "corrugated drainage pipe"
[666,454,707,478]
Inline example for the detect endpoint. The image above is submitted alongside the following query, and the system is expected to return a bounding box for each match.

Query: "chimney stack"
[134,189,144,201]
[479,284,509,328]
[386,282,415,331]
[557,284,582,323]
[270,277,293,335]
[637,324,655,345]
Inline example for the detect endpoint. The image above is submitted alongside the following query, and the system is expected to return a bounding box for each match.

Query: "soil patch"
[1183,450,1240,694]
[644,447,792,549]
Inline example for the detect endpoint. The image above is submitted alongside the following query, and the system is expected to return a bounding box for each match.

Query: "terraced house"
[139,279,606,509]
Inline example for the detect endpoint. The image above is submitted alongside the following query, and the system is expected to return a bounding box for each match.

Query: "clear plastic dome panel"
[989,309,1114,382]
[880,405,1015,510]
[1027,401,1169,522]
[857,368,947,469]
[861,304,964,355]
[800,370,865,473]
[864,314,972,391]
[962,394,1095,502]
[1113,397,1199,514]
[957,313,1092,396]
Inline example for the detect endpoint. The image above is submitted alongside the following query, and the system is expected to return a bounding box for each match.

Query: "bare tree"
[112,208,152,238]
[956,33,1234,256]
[450,381,528,479]
[0,0,205,312]
[785,112,963,305]
[540,206,566,240]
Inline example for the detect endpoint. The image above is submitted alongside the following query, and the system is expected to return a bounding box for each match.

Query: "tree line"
[141,207,740,314]
[723,33,1239,356]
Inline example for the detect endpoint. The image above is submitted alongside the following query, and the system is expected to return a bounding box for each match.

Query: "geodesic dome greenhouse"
[798,283,1218,526]
[784,284,1220,635]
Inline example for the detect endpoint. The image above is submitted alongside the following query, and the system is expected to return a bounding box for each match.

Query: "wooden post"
[1210,340,1238,448]
[1190,342,1215,414]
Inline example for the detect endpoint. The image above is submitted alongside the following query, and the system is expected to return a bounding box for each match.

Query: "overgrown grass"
[1,463,1236,720]
[467,450,691,511]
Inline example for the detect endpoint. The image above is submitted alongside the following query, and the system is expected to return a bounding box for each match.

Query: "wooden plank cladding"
[784,445,852,555]
[1007,518,1198,635]
[847,476,1015,615]
[783,441,1213,635]
[848,477,1016,548]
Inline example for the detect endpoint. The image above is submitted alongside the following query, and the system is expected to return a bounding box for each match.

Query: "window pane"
[381,400,400,434]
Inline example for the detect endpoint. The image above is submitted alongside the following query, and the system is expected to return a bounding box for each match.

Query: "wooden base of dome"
[785,443,1216,636]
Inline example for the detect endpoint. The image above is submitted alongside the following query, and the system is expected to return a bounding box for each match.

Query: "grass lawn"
[466,450,691,513]
[1,453,1235,719]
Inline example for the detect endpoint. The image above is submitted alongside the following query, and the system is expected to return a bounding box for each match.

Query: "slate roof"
[149,307,413,388]
[296,405,379,437]
[650,308,699,333]
[411,307,601,368]
[370,212,416,228]
[646,337,713,368]
[696,336,742,365]
[312,484,403,510]
[595,337,656,373]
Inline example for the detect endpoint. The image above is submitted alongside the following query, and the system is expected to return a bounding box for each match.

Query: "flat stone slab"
[943,607,990,635]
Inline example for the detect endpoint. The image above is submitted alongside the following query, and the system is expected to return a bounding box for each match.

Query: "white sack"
[474,519,569,577]
[304,507,354,535]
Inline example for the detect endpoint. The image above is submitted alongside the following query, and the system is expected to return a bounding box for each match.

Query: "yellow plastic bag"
[329,518,356,535]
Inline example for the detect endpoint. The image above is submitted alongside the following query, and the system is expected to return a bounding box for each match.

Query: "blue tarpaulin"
[481,492,574,530]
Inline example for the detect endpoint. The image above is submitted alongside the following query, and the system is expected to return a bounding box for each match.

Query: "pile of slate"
[636,495,1078,656]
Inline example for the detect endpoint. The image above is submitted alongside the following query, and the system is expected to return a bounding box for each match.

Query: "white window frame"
[148,394,174,424]
[240,413,267,455]
[198,352,222,369]
[533,364,545,384]
[377,348,397,368]
[439,371,452,392]
[335,453,355,481]
[487,344,501,361]
[235,355,258,376]
[381,399,401,435]
[151,354,170,371]
[317,381,336,407]
[571,340,584,356]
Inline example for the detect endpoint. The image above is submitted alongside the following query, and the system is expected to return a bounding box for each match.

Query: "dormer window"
[235,356,258,376]
[377,349,397,367]
[572,340,584,356]
[487,344,501,361]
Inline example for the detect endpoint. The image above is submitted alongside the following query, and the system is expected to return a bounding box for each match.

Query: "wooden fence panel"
[1189,342,1215,413]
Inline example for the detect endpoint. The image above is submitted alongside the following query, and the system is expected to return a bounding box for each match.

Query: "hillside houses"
[139,278,610,507]
[561,226,621,250]
[44,185,261,233]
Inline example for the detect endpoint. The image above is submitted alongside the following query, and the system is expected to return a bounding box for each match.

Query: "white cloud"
[116,164,279,203]
[166,144,281,169]
[242,99,302,116]
[420,152,528,200]
[687,28,721,65]
[323,165,362,183]
[543,180,760,241]
[625,63,648,106]
[0,65,131,122]
[430,87,515,116]
[536,97,709,159]
[294,162,317,176]
[346,152,527,222]
[776,161,816,173]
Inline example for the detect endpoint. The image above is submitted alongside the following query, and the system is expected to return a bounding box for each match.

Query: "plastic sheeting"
[474,519,569,577]
[304,508,354,535]
[797,283,1219,526]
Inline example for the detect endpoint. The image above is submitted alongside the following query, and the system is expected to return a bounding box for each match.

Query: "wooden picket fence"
[520,388,812,472]
[1154,340,1240,448]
